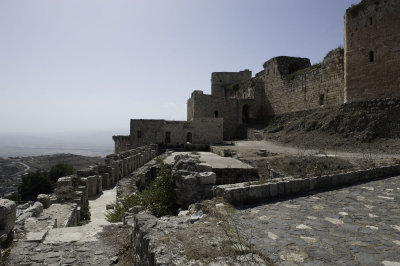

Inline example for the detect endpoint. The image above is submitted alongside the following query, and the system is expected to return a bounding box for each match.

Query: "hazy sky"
[0,0,360,135]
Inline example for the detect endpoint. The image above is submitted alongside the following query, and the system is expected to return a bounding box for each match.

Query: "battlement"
[263,56,310,77]
[211,70,252,98]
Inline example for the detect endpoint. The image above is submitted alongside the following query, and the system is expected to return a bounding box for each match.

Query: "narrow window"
[319,94,325,106]
[165,132,171,143]
[267,69,270,75]
[137,130,142,138]
[370,16,373,25]
[214,111,219,117]
[186,132,192,143]
[369,51,374,62]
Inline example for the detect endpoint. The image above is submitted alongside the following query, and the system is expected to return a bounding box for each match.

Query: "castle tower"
[344,0,400,102]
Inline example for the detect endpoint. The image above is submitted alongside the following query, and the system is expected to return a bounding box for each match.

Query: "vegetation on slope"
[106,159,178,222]
[16,163,75,201]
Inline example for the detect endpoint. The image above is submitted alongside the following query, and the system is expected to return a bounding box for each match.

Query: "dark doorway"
[214,111,219,117]
[165,132,171,143]
[242,104,250,123]
[186,132,192,143]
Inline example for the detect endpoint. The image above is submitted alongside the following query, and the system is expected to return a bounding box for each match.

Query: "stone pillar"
[86,176,98,197]
[124,158,129,176]
[97,176,103,194]
[102,173,110,189]
[0,199,16,237]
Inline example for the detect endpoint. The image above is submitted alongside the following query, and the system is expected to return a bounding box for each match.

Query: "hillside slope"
[248,97,400,154]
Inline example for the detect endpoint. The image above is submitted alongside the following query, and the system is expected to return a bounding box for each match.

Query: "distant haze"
[0,0,360,140]
[0,131,114,157]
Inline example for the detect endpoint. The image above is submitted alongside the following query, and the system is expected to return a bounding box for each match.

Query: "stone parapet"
[213,164,400,205]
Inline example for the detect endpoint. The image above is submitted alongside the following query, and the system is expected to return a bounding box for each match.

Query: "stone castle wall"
[187,91,255,140]
[125,118,223,150]
[262,49,344,115]
[112,136,131,154]
[344,0,400,102]
[115,0,399,146]
[211,70,252,98]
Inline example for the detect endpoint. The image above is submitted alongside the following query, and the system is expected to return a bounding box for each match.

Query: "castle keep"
[114,0,400,153]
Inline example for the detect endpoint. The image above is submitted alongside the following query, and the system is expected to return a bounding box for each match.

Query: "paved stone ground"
[6,188,126,266]
[6,237,120,265]
[235,176,400,266]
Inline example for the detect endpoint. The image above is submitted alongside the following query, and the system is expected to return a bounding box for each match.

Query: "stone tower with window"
[344,0,400,102]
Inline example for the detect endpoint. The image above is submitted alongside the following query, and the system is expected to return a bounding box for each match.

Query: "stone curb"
[212,164,400,204]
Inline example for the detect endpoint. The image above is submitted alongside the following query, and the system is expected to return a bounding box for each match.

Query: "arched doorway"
[242,104,250,123]
[186,132,192,143]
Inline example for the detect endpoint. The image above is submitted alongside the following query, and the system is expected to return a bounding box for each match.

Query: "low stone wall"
[63,203,79,227]
[103,144,158,186]
[213,164,400,205]
[116,158,159,201]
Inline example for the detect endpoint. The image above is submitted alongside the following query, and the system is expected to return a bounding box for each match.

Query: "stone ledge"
[212,164,400,205]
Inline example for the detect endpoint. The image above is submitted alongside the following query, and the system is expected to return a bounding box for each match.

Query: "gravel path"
[233,140,400,160]
[235,175,400,265]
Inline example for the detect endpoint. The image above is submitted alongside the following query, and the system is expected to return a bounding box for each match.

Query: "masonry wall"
[211,70,252,97]
[130,120,165,148]
[112,136,131,153]
[128,118,223,149]
[262,49,344,115]
[344,0,400,102]
[187,92,255,140]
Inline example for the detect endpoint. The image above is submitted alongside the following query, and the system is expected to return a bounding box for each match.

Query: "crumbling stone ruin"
[113,0,400,153]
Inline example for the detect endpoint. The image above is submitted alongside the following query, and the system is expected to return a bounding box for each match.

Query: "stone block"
[25,230,48,242]
[86,176,98,197]
[277,181,285,196]
[269,183,278,197]
[196,172,216,185]
[309,177,318,191]
[57,177,72,188]
[36,194,51,209]
[196,163,212,172]
[300,178,310,192]
[25,202,43,217]
[290,179,302,194]
[315,175,330,190]
[97,176,103,194]
[102,173,110,189]
[283,181,291,195]
[0,199,16,234]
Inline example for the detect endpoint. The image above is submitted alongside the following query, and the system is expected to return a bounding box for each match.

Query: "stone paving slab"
[235,175,400,265]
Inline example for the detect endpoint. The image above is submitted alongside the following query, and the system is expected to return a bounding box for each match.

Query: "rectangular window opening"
[214,111,219,117]
[137,130,142,138]
[369,51,374,62]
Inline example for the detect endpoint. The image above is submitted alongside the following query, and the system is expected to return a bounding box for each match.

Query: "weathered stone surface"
[36,194,51,209]
[25,202,44,218]
[196,172,216,185]
[0,199,16,234]
[57,177,72,188]
[25,230,48,242]
[86,176,98,197]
